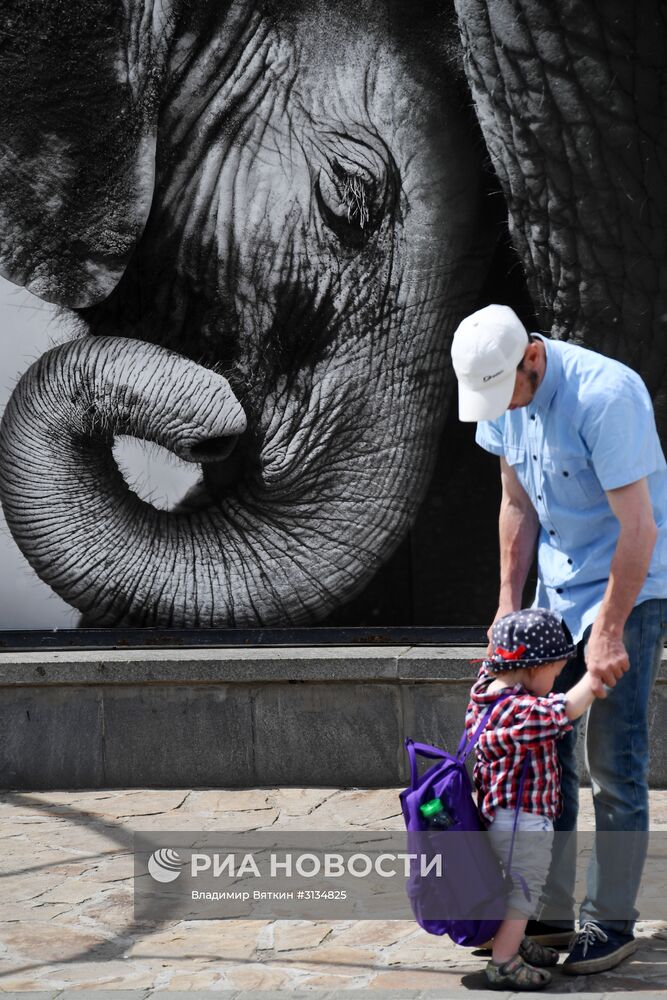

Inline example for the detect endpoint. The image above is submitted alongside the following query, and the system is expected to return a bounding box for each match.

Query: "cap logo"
[482,370,504,382]
[494,644,527,661]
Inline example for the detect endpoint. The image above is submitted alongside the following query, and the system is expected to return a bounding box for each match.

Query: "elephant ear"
[0,0,168,308]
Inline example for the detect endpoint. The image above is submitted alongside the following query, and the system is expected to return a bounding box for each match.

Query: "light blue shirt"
[476,335,667,642]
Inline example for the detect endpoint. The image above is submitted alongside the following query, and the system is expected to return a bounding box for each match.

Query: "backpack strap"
[404,690,516,789]
[404,739,454,791]
[456,689,515,763]
[505,752,533,901]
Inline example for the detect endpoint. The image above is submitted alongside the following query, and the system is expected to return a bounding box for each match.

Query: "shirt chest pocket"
[542,453,605,506]
[504,444,529,488]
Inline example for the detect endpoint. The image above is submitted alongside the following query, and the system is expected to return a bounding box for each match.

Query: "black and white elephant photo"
[0,0,666,628]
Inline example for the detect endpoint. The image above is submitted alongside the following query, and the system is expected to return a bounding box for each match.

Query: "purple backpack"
[399,691,530,946]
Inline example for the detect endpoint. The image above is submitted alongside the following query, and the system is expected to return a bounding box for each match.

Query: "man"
[451,303,667,975]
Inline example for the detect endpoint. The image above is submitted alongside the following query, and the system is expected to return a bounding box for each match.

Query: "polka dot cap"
[485,608,575,672]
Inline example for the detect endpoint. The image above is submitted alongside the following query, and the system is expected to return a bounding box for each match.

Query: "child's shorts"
[486,808,554,918]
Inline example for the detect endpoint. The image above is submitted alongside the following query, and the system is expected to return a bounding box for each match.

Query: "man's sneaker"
[524,918,575,949]
[562,921,638,975]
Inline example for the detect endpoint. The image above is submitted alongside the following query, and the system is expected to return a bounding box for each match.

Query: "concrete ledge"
[1,646,665,790]
[0,646,477,684]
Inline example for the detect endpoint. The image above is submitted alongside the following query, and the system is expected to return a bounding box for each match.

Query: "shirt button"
[530,415,536,421]
[563,471,569,477]
[556,588,563,594]
[568,558,573,565]
[532,455,537,461]
[537,494,542,501]
[549,530,556,536]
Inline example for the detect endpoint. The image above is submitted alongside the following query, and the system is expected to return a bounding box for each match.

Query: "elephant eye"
[316,156,387,247]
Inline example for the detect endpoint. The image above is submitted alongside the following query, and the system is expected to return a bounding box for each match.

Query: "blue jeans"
[539,598,667,935]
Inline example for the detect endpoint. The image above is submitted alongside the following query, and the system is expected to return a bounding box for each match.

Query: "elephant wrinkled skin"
[0,0,666,627]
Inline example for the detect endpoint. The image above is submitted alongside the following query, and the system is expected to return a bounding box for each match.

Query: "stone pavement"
[1,788,667,997]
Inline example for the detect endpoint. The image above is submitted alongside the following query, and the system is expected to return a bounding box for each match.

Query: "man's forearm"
[498,496,539,612]
[593,519,657,638]
[585,479,658,694]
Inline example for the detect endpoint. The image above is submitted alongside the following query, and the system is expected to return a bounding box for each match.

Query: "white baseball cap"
[451,304,529,421]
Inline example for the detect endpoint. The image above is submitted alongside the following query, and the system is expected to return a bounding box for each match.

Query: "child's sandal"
[485,953,552,990]
[519,934,560,967]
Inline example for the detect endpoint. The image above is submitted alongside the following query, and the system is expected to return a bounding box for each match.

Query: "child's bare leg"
[491,908,528,964]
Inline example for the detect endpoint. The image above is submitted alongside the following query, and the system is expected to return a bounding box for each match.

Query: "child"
[464,608,597,991]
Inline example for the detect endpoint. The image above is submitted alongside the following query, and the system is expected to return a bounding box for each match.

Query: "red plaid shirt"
[464,665,573,825]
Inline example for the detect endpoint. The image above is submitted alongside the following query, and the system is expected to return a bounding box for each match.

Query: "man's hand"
[486,604,517,655]
[585,631,630,697]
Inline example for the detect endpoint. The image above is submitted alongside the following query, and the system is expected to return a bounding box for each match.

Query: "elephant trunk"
[0,336,246,624]
[0,336,423,626]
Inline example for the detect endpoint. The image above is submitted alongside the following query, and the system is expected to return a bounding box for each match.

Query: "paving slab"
[0,788,666,993]
[0,981,644,996]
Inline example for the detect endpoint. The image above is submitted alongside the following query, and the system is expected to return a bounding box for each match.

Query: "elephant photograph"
[1,0,666,629]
